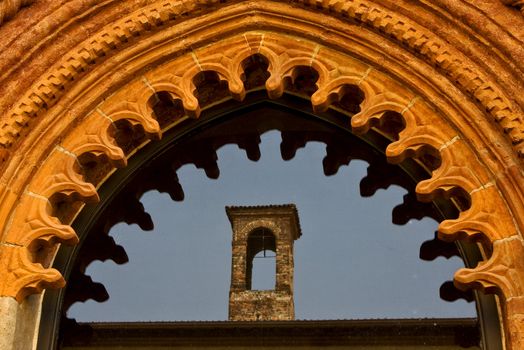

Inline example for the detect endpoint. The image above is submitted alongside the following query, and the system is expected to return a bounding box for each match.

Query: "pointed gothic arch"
[0,1,523,349]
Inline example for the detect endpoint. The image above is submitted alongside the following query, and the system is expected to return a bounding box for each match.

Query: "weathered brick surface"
[226,205,301,321]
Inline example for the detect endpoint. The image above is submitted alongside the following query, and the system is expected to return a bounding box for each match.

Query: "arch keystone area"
[0,1,523,349]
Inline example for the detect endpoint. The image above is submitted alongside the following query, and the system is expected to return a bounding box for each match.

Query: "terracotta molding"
[0,26,521,346]
[0,1,523,348]
[502,0,524,13]
[2,2,519,198]
[0,0,523,161]
[0,0,34,25]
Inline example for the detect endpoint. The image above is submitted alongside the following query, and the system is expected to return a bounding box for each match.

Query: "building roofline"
[225,204,302,238]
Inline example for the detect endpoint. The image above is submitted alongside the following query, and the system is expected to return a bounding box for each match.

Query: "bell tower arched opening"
[246,228,277,291]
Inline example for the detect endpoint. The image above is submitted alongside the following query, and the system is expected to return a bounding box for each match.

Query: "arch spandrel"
[0,1,523,349]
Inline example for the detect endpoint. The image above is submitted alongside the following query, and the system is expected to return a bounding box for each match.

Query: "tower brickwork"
[226,204,301,321]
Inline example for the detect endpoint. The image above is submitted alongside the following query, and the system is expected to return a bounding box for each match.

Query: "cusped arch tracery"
[0,1,524,349]
[0,27,518,320]
[0,1,522,158]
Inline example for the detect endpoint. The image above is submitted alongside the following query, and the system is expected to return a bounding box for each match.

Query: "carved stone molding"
[0,0,523,161]
[0,28,522,345]
[0,1,523,349]
[455,237,524,348]
[0,0,34,25]
[502,0,524,13]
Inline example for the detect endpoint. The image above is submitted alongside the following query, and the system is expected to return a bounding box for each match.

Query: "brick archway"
[0,1,523,349]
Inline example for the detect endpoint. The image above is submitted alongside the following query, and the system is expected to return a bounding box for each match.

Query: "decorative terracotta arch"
[0,1,523,349]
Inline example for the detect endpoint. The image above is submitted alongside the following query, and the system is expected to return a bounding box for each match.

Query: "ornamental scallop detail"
[0,31,517,314]
[0,0,522,158]
[0,3,523,348]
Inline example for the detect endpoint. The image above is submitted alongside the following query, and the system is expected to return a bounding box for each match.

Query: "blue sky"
[69,130,475,321]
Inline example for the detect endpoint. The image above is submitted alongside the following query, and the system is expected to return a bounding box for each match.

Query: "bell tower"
[226,204,302,321]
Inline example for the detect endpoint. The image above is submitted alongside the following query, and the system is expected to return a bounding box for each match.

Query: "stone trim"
[0,0,523,160]
[0,1,522,349]
[0,30,518,340]
[0,0,34,25]
[502,0,524,13]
